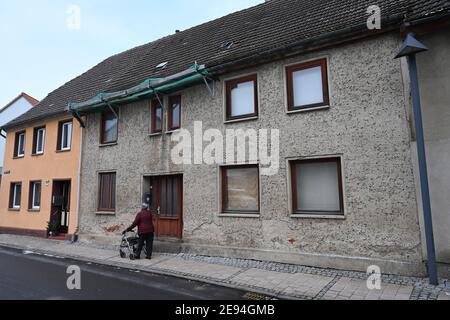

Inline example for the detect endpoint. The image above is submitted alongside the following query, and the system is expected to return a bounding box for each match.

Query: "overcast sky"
[0,0,263,107]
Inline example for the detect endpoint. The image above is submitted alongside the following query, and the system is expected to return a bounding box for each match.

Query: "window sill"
[166,129,181,134]
[291,213,345,220]
[13,156,25,160]
[56,149,71,154]
[28,209,40,212]
[224,116,259,125]
[31,153,44,157]
[96,211,116,216]
[287,105,330,114]
[148,132,163,137]
[8,208,20,212]
[99,142,117,148]
[219,213,260,218]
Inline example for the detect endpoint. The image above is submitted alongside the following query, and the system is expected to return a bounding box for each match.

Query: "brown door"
[149,175,183,239]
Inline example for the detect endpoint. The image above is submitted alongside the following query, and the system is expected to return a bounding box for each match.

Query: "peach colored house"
[0,113,82,239]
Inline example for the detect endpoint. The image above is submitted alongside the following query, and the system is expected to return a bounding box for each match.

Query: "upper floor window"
[14,131,26,158]
[101,110,118,144]
[225,74,258,121]
[32,126,46,155]
[57,120,73,151]
[290,157,344,215]
[221,165,260,214]
[168,95,182,131]
[29,181,41,210]
[286,58,329,111]
[98,172,116,212]
[9,182,22,209]
[151,99,163,134]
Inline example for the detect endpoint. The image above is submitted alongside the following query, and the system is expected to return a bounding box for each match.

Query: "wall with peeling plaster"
[78,33,425,276]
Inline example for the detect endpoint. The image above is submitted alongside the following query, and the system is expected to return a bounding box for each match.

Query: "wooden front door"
[149,175,183,239]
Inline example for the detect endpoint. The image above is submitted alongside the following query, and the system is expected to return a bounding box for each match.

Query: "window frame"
[167,95,182,131]
[9,182,22,209]
[14,131,26,158]
[32,126,46,155]
[286,58,330,111]
[151,99,164,134]
[225,74,259,122]
[57,120,73,151]
[29,181,42,210]
[220,164,261,215]
[100,109,119,145]
[290,157,344,216]
[97,172,116,213]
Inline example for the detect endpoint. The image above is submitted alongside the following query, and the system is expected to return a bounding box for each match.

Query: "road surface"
[0,246,248,300]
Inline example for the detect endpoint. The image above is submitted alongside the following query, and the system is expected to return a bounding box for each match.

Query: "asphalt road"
[0,246,248,300]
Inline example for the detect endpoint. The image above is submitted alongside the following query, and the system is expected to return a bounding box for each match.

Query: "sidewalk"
[0,234,448,300]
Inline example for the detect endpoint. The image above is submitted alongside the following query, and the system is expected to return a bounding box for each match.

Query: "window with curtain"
[225,75,258,121]
[168,95,181,131]
[151,99,163,133]
[98,172,116,212]
[101,110,118,144]
[287,58,329,111]
[221,165,260,213]
[291,158,343,214]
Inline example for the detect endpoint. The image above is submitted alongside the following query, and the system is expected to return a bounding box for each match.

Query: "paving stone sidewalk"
[0,234,448,300]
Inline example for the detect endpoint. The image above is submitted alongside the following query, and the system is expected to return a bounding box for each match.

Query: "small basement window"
[286,58,329,111]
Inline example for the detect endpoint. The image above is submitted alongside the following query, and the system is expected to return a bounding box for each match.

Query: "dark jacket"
[128,209,155,235]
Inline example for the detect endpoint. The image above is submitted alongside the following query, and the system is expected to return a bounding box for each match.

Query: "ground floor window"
[29,181,42,210]
[290,157,344,215]
[98,172,116,212]
[221,165,260,214]
[9,182,22,209]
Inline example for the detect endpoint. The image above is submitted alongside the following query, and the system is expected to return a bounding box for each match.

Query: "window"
[221,165,260,214]
[225,74,258,121]
[168,95,181,131]
[58,120,73,151]
[9,182,22,209]
[290,158,344,215]
[14,131,26,157]
[151,99,163,133]
[100,110,118,144]
[29,181,41,210]
[286,58,329,111]
[98,172,116,212]
[32,127,46,155]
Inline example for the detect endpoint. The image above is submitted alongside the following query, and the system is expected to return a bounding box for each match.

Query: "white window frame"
[12,183,21,209]
[31,181,41,210]
[17,133,25,157]
[61,122,72,151]
[36,128,45,155]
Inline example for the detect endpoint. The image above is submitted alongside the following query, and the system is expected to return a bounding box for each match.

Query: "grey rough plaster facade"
[79,33,426,276]
[412,26,450,276]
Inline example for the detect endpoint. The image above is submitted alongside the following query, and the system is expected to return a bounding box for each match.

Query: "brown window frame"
[290,157,344,215]
[151,99,163,134]
[100,110,119,145]
[225,74,259,121]
[32,126,46,155]
[98,172,116,212]
[286,58,329,111]
[57,120,73,151]
[168,95,182,131]
[9,182,22,209]
[14,131,26,158]
[28,180,42,211]
[221,164,260,214]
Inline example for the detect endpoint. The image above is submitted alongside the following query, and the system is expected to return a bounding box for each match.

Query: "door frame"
[50,179,71,234]
[142,173,183,239]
